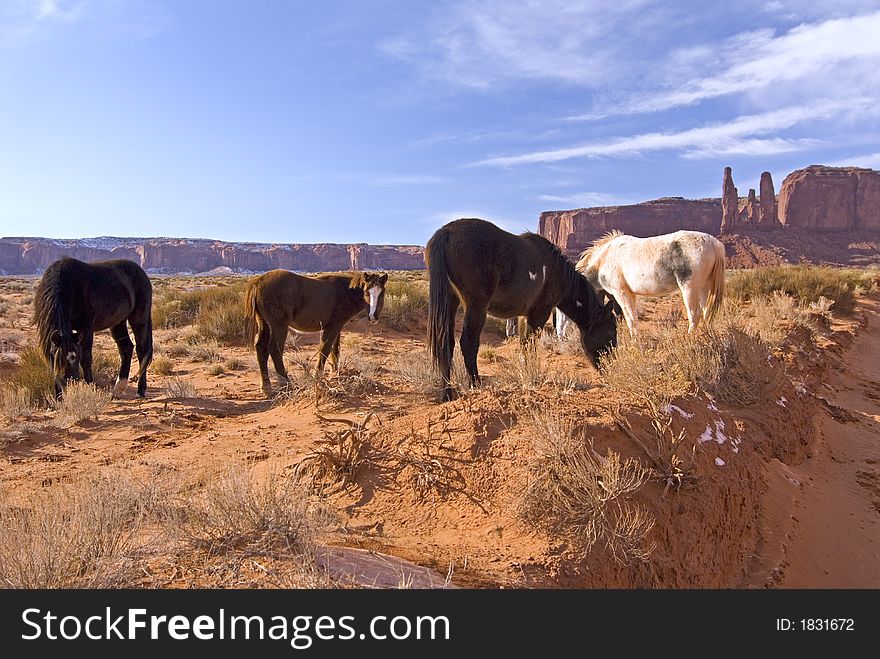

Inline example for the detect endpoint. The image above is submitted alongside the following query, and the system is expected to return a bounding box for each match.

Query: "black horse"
[426,218,617,401]
[34,257,154,398]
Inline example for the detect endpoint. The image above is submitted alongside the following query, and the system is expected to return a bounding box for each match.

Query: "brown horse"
[34,257,153,398]
[427,218,617,401]
[244,270,388,397]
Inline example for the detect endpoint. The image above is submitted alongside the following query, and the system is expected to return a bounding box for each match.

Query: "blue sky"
[1,0,879,245]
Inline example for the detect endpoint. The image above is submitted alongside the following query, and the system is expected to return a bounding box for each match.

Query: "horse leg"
[79,327,95,384]
[440,295,460,402]
[316,327,338,375]
[328,333,342,373]
[505,318,517,337]
[460,303,488,389]
[254,319,273,397]
[678,282,702,333]
[554,308,571,339]
[268,321,290,387]
[110,322,134,396]
[698,287,710,325]
[130,319,153,397]
[615,290,639,337]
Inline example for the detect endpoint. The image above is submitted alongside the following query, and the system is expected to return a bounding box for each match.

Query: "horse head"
[579,299,618,368]
[355,272,388,323]
[49,329,84,392]
[562,287,618,368]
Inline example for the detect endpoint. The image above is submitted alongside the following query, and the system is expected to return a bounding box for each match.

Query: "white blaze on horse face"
[67,351,77,365]
[576,300,583,308]
[368,285,381,321]
[542,265,547,281]
[529,271,537,281]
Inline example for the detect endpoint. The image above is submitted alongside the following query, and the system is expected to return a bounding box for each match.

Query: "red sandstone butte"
[778,165,880,231]
[720,167,738,235]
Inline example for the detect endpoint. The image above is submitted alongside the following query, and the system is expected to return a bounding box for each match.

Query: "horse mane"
[579,229,625,263]
[521,232,604,322]
[33,260,71,362]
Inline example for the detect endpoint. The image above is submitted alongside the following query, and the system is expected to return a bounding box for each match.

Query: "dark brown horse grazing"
[427,218,617,401]
[34,257,154,398]
[244,270,388,397]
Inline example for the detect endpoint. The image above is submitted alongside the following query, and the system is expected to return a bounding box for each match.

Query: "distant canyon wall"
[0,238,426,275]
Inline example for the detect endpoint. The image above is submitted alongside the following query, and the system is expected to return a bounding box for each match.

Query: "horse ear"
[380,273,388,284]
[604,299,615,315]
[50,330,62,346]
[75,331,86,345]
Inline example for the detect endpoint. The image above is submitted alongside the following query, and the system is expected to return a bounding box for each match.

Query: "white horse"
[575,230,725,335]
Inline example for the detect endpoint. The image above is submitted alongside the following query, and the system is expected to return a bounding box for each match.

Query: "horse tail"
[132,315,154,380]
[426,228,452,372]
[704,240,726,322]
[33,259,69,365]
[243,278,263,351]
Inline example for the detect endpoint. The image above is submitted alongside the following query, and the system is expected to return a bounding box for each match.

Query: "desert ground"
[0,267,878,588]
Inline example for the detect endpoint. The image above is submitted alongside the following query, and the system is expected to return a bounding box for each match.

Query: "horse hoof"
[112,379,128,397]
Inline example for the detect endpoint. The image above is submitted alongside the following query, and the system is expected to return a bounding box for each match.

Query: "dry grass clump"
[518,410,655,563]
[0,473,157,588]
[392,350,471,397]
[727,265,874,315]
[152,355,175,375]
[153,282,248,345]
[382,279,429,330]
[187,337,221,363]
[602,319,781,411]
[174,467,316,554]
[5,345,53,405]
[163,377,197,398]
[51,381,111,426]
[0,385,35,423]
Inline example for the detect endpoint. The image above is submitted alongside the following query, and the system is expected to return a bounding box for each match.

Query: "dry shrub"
[152,355,174,375]
[224,357,242,370]
[5,345,53,405]
[0,385,35,422]
[153,282,247,345]
[518,410,655,563]
[51,381,111,426]
[295,413,380,494]
[174,466,317,556]
[727,265,873,315]
[164,377,196,398]
[601,331,693,411]
[389,350,470,397]
[615,412,697,498]
[0,473,156,588]
[492,342,552,391]
[382,279,429,330]
[602,320,781,411]
[90,349,119,385]
[394,420,455,501]
[208,363,226,376]
[187,337,221,363]
[196,297,247,346]
[167,342,190,358]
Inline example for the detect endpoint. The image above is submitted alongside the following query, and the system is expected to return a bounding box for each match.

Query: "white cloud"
[538,192,630,208]
[475,100,874,166]
[825,152,880,169]
[379,0,653,89]
[366,174,447,187]
[578,11,880,118]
